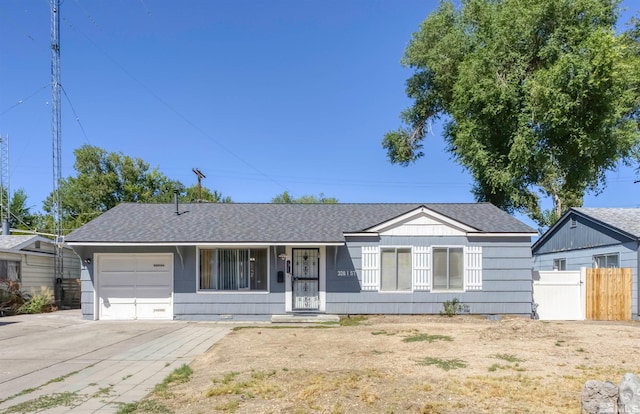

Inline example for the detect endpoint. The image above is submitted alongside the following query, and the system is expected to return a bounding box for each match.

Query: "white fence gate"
[532,269,585,320]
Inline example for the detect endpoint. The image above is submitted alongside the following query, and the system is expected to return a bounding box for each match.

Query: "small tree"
[272,191,338,204]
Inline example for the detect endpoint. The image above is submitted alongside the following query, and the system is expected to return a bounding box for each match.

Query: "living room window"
[199,248,268,291]
[432,247,464,290]
[360,245,482,292]
[380,247,412,291]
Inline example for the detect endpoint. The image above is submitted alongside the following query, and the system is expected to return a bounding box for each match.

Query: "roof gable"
[365,206,476,236]
[0,235,58,254]
[533,208,639,254]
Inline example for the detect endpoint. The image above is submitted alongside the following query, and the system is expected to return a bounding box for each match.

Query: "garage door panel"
[136,302,171,319]
[99,299,136,320]
[134,272,172,285]
[97,254,173,320]
[99,273,135,288]
[136,287,171,299]
[136,255,172,272]
[99,257,139,272]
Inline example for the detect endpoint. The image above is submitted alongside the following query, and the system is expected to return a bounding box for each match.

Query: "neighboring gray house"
[532,208,640,318]
[0,235,81,295]
[65,202,536,321]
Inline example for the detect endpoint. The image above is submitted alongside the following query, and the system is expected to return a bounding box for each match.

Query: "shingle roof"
[573,208,640,238]
[0,235,39,250]
[65,202,536,244]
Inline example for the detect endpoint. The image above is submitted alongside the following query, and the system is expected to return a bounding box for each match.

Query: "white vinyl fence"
[532,268,585,320]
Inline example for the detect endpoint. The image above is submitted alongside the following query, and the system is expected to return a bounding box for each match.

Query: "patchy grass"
[339,315,367,326]
[153,364,193,396]
[2,392,81,413]
[402,333,453,343]
[123,316,640,413]
[493,353,524,363]
[417,357,467,371]
[114,400,172,414]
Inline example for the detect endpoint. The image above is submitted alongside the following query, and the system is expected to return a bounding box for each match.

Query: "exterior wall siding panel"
[533,241,639,317]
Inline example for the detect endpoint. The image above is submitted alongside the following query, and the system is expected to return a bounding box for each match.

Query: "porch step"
[271,314,340,324]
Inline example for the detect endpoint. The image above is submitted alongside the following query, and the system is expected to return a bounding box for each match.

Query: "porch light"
[278,253,287,261]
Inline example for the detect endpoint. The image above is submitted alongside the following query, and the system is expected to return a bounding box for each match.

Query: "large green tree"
[383,0,640,226]
[43,145,231,232]
[272,191,338,204]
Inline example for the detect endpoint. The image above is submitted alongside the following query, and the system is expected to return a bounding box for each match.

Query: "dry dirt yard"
[134,315,640,414]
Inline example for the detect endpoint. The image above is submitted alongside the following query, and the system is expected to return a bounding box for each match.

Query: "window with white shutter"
[412,246,431,290]
[360,245,482,292]
[464,246,482,290]
[361,246,379,291]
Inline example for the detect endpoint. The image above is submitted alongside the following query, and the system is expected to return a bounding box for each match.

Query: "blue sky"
[0,0,638,230]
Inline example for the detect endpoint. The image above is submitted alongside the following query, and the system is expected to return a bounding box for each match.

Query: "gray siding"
[73,234,534,320]
[534,213,633,254]
[330,235,533,316]
[0,249,79,296]
[72,244,288,321]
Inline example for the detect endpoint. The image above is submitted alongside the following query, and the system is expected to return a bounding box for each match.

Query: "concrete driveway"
[0,310,231,413]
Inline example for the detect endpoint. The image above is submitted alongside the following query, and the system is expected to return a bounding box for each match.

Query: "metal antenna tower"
[51,0,64,296]
[0,135,10,234]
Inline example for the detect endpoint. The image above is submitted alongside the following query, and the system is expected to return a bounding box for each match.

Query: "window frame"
[593,253,620,269]
[197,247,270,293]
[553,258,566,271]
[0,259,20,281]
[431,246,465,292]
[379,246,413,292]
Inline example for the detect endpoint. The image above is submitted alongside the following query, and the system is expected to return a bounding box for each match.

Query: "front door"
[292,248,319,311]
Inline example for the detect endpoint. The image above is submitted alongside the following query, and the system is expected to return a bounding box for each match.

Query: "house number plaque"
[337,270,357,277]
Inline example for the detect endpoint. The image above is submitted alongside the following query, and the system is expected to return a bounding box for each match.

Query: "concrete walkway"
[0,310,230,413]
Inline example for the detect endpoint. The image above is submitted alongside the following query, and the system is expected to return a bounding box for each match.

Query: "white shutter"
[412,246,431,290]
[361,246,379,291]
[464,246,482,290]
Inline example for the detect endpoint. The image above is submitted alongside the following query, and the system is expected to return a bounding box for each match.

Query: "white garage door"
[97,253,173,320]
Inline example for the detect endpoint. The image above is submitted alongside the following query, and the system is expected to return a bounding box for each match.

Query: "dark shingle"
[65,202,535,243]
[573,208,640,239]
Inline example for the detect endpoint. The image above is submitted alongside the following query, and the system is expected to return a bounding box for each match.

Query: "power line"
[0,84,50,117]
[61,85,91,144]
[61,10,293,195]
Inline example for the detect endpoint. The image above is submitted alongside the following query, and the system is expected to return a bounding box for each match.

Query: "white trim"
[343,232,379,237]
[468,232,537,237]
[366,206,477,233]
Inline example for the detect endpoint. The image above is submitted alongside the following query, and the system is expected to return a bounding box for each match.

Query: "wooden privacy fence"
[586,268,632,321]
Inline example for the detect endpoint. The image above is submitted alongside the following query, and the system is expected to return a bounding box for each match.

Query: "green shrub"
[18,286,56,314]
[440,298,462,317]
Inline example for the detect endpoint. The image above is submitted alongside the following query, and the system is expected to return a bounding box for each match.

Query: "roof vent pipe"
[1,219,8,235]
[174,189,180,216]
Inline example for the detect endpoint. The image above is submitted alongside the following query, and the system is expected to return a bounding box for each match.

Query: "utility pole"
[192,168,206,202]
[51,0,64,304]
[0,135,9,235]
